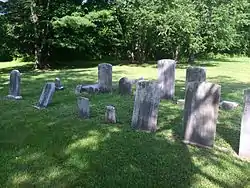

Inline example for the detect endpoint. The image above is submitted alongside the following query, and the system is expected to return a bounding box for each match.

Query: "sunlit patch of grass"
[0,57,250,187]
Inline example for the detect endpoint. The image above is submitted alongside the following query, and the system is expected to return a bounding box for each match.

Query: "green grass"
[1,57,250,188]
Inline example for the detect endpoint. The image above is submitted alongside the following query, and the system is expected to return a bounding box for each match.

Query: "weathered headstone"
[131,80,160,132]
[6,70,22,100]
[157,59,176,99]
[98,63,112,92]
[239,89,250,159]
[119,77,132,95]
[183,81,221,148]
[75,85,82,95]
[220,100,239,110]
[185,66,206,90]
[34,82,55,109]
[77,97,90,118]
[55,77,64,90]
[105,105,116,123]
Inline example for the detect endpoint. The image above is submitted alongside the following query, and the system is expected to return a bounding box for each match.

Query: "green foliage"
[0,0,250,66]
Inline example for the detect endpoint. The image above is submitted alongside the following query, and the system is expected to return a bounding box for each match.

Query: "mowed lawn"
[1,57,250,188]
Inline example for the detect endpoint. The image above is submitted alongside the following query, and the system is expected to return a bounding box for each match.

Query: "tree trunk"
[30,0,42,69]
[30,0,51,69]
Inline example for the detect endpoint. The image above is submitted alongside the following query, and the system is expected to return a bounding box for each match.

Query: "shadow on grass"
[0,63,250,187]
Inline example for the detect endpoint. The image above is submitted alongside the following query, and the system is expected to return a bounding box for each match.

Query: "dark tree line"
[0,0,249,68]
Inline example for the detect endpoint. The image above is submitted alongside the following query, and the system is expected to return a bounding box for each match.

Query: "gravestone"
[55,77,64,90]
[34,82,55,109]
[239,89,250,159]
[77,97,90,118]
[131,80,160,132]
[6,70,22,100]
[220,101,239,110]
[185,66,206,90]
[75,85,82,95]
[119,77,132,95]
[157,59,176,99]
[105,105,116,123]
[183,81,221,148]
[98,63,112,92]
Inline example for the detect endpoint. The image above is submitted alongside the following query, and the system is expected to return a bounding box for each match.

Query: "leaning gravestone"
[55,77,64,90]
[185,66,206,90]
[157,59,176,99]
[98,63,112,92]
[34,82,55,109]
[131,80,160,132]
[6,70,22,100]
[183,81,221,148]
[77,97,90,118]
[119,77,132,95]
[239,89,250,159]
[105,105,116,123]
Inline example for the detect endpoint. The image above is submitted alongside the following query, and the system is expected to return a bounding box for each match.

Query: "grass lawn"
[1,57,250,188]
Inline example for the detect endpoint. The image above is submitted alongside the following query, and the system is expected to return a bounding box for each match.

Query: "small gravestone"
[220,101,239,110]
[75,85,82,95]
[183,81,221,148]
[185,66,206,90]
[131,80,160,132]
[77,97,90,118]
[157,59,176,99]
[119,77,132,95]
[239,89,250,159]
[6,70,22,100]
[34,82,55,109]
[55,77,64,90]
[105,105,116,123]
[98,63,112,92]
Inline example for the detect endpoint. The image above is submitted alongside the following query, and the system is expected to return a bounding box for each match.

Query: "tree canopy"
[0,0,249,68]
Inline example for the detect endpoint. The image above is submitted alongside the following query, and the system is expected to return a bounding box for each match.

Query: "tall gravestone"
[157,59,176,99]
[183,81,221,148]
[131,80,160,132]
[6,70,22,100]
[34,82,55,109]
[77,97,90,118]
[98,63,112,92]
[239,89,250,159]
[119,77,132,95]
[185,66,206,90]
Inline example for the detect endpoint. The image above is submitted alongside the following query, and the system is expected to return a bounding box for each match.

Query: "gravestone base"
[55,86,64,91]
[6,95,22,100]
[33,105,46,110]
[183,140,213,149]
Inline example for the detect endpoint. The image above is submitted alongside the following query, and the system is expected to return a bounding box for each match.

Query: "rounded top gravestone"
[7,69,22,100]
[119,77,132,95]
